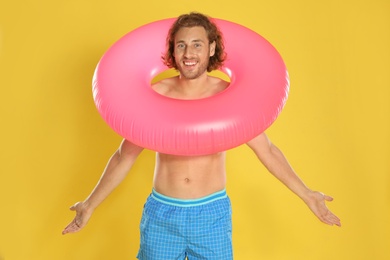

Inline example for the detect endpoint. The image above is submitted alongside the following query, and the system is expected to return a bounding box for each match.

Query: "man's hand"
[62,202,93,235]
[305,191,341,227]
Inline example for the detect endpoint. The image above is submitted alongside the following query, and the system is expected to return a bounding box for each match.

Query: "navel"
[184,178,190,183]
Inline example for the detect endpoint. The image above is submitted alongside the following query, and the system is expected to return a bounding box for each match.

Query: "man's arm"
[246,133,341,226]
[62,139,144,234]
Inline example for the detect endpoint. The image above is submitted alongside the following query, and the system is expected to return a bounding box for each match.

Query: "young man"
[63,12,341,259]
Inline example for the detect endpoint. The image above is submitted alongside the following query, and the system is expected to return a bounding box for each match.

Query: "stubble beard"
[178,61,209,80]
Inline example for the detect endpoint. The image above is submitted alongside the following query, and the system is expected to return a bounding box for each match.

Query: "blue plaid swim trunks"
[137,189,233,260]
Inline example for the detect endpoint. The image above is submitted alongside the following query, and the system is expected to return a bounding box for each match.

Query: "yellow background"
[1,0,389,259]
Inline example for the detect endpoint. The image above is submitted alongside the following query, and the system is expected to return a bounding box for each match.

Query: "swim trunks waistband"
[151,188,227,207]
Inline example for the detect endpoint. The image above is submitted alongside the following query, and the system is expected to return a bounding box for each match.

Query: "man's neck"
[177,72,209,96]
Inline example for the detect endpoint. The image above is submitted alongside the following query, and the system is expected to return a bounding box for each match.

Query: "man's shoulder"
[208,76,230,93]
[151,76,178,95]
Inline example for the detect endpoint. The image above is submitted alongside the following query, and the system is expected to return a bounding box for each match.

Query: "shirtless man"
[63,12,341,259]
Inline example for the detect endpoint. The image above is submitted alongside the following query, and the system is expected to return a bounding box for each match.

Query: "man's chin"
[179,69,207,80]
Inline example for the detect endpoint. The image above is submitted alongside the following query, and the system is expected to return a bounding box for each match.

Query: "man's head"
[162,12,226,75]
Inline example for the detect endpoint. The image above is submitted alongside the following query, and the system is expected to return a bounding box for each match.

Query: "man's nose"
[184,46,194,57]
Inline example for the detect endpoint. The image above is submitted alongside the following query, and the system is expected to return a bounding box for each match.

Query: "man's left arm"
[246,133,341,227]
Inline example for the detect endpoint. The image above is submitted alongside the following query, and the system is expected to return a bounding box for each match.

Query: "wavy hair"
[162,12,226,72]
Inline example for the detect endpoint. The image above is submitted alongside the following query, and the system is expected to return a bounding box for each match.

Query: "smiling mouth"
[183,61,197,66]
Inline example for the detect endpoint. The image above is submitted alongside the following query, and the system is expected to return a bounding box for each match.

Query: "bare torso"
[153,152,226,199]
[151,75,229,199]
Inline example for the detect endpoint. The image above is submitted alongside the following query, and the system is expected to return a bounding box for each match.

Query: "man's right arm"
[62,139,144,234]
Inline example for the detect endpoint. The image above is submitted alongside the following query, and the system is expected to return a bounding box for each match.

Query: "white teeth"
[184,61,196,66]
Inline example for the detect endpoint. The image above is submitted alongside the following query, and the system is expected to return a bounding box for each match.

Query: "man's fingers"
[62,220,81,235]
[322,210,341,227]
[329,214,341,227]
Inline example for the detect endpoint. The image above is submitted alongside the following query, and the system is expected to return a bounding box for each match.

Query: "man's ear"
[209,41,216,57]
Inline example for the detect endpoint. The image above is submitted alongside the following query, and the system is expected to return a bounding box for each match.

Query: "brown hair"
[162,12,226,72]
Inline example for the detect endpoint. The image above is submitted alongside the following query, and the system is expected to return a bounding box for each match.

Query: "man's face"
[173,26,216,80]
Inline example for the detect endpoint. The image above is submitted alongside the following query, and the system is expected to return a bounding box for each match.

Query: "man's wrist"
[81,200,95,213]
[299,188,315,204]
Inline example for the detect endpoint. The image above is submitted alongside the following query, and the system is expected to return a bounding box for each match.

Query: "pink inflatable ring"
[92,18,289,156]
